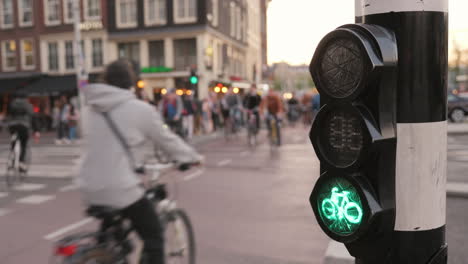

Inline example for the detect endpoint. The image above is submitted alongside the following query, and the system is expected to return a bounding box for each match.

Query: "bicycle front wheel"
[165,209,196,264]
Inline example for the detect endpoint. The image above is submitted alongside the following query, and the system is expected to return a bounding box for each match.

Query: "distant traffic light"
[190,75,198,85]
[308,24,398,261]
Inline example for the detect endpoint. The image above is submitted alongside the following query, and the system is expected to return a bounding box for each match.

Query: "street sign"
[309,24,399,259]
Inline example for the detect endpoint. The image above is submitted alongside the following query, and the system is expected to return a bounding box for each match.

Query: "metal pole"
[355,0,448,263]
[73,0,88,138]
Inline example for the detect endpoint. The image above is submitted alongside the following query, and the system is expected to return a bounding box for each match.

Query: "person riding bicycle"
[260,89,284,145]
[286,92,301,125]
[5,92,36,172]
[78,59,203,264]
[243,85,262,131]
[221,87,242,131]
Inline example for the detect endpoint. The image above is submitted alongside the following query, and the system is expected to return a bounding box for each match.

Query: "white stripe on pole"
[355,0,448,17]
[395,121,447,231]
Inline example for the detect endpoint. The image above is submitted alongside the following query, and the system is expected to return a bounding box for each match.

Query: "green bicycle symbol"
[321,187,363,224]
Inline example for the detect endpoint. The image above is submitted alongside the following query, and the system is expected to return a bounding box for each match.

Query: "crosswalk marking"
[217,159,232,167]
[14,183,46,191]
[16,194,56,204]
[0,192,8,198]
[60,184,78,192]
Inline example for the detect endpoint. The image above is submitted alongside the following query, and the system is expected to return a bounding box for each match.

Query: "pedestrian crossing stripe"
[0,208,11,216]
[16,194,56,204]
[0,192,8,198]
[14,183,46,191]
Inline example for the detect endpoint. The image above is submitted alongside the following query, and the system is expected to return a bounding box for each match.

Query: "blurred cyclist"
[243,84,262,131]
[221,87,243,132]
[260,89,284,145]
[79,59,203,264]
[5,92,36,172]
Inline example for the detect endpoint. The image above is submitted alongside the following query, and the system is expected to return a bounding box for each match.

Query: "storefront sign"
[80,21,103,31]
[141,66,174,73]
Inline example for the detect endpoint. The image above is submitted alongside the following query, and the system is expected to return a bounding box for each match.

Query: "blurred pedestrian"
[201,98,213,133]
[182,93,197,140]
[210,92,221,131]
[68,105,79,143]
[159,89,183,137]
[56,96,70,145]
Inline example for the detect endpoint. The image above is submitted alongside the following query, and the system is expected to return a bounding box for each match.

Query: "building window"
[148,40,165,67]
[174,38,196,71]
[174,0,197,24]
[145,0,166,26]
[63,0,74,24]
[230,2,235,37]
[0,0,14,28]
[48,42,59,71]
[45,0,61,25]
[92,39,103,67]
[65,41,74,69]
[2,40,17,71]
[211,0,218,27]
[118,42,140,64]
[116,0,137,28]
[85,0,101,20]
[21,39,35,69]
[19,0,33,27]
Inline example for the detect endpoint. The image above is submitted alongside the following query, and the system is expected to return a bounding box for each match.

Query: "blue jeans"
[69,126,77,140]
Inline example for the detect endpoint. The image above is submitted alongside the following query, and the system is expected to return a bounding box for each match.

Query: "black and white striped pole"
[356,0,449,263]
[308,0,448,263]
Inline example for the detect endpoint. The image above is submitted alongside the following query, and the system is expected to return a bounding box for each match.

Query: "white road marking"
[0,208,11,216]
[60,184,78,192]
[0,192,8,198]
[183,169,204,181]
[16,194,56,204]
[217,159,232,167]
[44,217,94,241]
[240,151,250,157]
[13,183,46,191]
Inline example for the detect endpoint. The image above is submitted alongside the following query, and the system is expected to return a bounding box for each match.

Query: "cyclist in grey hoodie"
[78,59,203,264]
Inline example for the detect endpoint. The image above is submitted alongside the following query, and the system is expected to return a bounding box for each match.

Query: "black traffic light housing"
[308,24,398,261]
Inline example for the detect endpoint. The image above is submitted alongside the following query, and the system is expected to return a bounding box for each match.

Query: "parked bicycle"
[51,163,197,264]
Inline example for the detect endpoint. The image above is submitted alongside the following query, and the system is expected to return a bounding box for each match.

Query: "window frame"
[2,40,17,71]
[148,40,165,67]
[84,0,101,21]
[116,0,138,29]
[18,0,34,27]
[63,0,74,24]
[44,0,61,26]
[64,40,75,70]
[230,2,235,37]
[144,0,167,26]
[48,42,59,71]
[173,0,197,24]
[91,38,103,68]
[0,0,14,29]
[117,42,140,64]
[21,39,35,70]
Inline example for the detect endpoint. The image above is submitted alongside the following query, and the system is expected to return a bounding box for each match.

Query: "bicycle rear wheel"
[5,147,18,187]
[165,209,196,264]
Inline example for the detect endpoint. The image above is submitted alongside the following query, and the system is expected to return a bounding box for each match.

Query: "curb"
[446,182,468,198]
[323,241,354,264]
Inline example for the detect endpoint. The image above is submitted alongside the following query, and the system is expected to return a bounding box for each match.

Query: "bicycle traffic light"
[308,24,398,260]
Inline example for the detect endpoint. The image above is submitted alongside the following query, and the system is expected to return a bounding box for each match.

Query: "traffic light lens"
[319,39,364,99]
[190,76,198,84]
[317,177,363,235]
[321,109,364,168]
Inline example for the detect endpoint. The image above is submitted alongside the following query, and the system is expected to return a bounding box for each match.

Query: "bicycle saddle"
[86,206,120,219]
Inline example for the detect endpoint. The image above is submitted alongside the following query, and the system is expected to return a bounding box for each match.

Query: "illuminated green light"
[190,76,198,84]
[317,177,363,235]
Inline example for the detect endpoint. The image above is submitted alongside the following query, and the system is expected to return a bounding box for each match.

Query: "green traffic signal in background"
[190,75,198,85]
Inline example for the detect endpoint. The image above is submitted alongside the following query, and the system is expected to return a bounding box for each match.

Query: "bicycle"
[246,109,258,148]
[5,132,29,187]
[267,114,281,151]
[321,187,363,224]
[51,163,197,264]
[223,107,241,141]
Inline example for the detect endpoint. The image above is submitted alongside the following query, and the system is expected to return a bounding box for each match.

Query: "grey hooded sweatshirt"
[78,84,202,208]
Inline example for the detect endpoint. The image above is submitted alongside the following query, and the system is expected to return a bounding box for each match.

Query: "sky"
[267,0,468,65]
